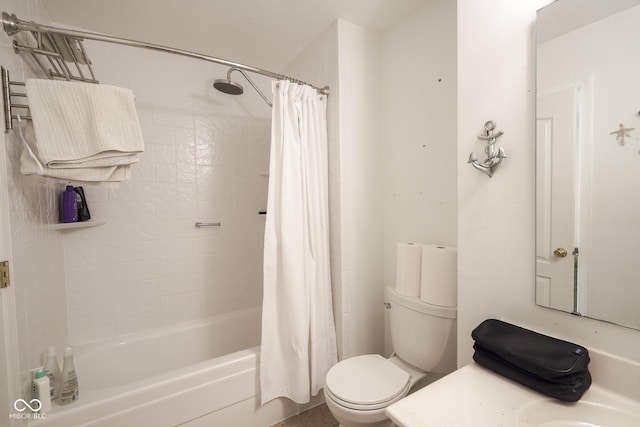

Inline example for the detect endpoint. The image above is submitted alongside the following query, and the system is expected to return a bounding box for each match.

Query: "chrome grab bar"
[194,222,221,228]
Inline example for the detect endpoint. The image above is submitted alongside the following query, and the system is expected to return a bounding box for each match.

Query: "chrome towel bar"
[2,66,30,131]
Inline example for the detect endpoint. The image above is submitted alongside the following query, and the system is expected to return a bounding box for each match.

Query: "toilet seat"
[325,354,411,411]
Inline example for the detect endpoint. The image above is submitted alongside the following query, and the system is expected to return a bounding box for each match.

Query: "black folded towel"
[471,319,591,402]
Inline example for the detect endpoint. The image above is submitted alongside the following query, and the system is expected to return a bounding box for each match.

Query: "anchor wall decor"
[468,120,506,178]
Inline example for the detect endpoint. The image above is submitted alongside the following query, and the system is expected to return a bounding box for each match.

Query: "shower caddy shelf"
[51,220,107,231]
[1,11,330,133]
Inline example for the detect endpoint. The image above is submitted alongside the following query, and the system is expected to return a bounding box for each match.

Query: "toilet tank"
[387,287,457,374]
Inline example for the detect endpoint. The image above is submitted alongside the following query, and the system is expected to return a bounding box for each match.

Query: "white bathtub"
[31,307,322,427]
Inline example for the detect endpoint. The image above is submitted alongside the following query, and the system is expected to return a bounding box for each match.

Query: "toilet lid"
[325,354,410,409]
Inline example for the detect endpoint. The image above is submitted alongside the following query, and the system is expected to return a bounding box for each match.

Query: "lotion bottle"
[32,368,52,413]
[44,346,62,400]
[60,346,79,405]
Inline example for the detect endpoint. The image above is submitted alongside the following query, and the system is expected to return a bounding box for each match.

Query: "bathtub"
[32,307,322,427]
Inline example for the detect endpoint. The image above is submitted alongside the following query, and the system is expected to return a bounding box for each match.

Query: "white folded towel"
[17,118,132,183]
[25,78,144,167]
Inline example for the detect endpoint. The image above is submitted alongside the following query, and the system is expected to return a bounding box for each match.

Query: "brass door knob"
[553,247,568,258]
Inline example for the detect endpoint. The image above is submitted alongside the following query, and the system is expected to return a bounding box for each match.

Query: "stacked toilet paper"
[395,243,423,296]
[395,243,457,307]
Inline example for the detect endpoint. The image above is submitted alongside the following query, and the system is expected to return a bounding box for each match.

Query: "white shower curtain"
[260,80,338,405]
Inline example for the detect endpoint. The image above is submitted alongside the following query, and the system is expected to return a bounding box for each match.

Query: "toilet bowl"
[324,287,457,427]
[324,354,423,427]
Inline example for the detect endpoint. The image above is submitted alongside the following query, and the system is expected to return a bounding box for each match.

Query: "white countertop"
[386,363,540,426]
[385,351,640,427]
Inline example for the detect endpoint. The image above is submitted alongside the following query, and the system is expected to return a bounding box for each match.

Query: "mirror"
[535,0,640,330]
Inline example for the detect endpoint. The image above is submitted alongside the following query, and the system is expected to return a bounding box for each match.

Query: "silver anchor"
[468,120,506,178]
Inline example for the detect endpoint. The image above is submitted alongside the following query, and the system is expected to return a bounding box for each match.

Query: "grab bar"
[194,222,221,228]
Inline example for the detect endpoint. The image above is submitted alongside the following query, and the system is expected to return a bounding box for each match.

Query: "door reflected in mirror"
[535,0,640,330]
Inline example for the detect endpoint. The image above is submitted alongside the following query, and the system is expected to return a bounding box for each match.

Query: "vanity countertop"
[386,349,640,427]
[386,362,538,426]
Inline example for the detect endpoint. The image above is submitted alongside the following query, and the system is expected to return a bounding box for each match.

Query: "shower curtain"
[260,80,338,405]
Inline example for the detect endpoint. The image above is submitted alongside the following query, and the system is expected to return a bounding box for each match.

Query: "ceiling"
[41,0,428,72]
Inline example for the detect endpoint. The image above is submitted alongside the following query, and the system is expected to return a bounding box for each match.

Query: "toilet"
[323,287,457,427]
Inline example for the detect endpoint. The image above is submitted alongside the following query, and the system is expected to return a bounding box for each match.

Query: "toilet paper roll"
[420,245,457,307]
[395,242,422,297]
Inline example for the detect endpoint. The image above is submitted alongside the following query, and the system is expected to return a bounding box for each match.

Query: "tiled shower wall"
[1,0,69,398]
[62,43,271,344]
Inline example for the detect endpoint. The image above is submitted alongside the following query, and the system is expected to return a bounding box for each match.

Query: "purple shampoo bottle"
[62,185,78,223]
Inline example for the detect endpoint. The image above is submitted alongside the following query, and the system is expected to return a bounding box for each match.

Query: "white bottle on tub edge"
[60,346,79,405]
[32,368,52,413]
[44,346,62,400]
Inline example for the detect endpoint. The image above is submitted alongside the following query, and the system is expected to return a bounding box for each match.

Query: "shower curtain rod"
[1,12,330,95]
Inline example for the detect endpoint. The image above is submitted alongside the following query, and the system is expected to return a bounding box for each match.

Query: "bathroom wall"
[305,1,459,360]
[381,0,458,290]
[379,1,458,358]
[0,0,70,402]
[335,20,385,358]
[457,0,640,366]
[61,41,271,344]
[288,18,386,360]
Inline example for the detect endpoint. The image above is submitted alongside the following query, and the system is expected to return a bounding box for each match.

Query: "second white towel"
[25,78,144,167]
[18,119,133,183]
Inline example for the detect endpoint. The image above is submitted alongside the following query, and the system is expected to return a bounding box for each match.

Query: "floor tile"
[270,403,338,427]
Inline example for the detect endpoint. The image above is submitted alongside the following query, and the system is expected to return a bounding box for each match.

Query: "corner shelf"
[51,220,107,231]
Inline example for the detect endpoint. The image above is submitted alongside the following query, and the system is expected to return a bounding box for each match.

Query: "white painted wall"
[457,0,640,367]
[381,0,458,297]
[274,12,458,361]
[323,0,458,360]
[379,0,458,357]
[336,20,385,358]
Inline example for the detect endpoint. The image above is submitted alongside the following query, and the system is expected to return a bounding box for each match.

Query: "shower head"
[213,67,272,107]
[213,78,243,95]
